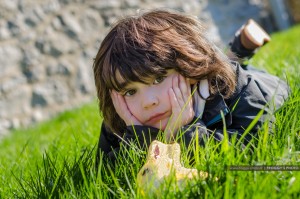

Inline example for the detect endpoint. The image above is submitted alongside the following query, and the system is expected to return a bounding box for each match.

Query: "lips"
[145,112,168,125]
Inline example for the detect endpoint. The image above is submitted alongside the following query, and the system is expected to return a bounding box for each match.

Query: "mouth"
[145,112,169,125]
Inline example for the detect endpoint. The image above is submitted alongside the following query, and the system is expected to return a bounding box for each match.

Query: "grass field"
[0,25,299,198]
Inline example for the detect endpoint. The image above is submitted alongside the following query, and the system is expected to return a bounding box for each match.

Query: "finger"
[169,87,179,109]
[117,93,142,125]
[167,87,181,129]
[186,78,191,95]
[111,90,120,110]
[172,75,184,107]
[116,94,132,119]
[111,91,141,125]
[185,78,193,104]
[179,74,189,102]
[111,91,130,119]
[112,92,127,119]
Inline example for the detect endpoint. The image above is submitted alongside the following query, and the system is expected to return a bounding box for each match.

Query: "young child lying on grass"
[93,9,289,163]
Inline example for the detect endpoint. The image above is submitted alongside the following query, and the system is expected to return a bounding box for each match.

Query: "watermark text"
[228,165,300,171]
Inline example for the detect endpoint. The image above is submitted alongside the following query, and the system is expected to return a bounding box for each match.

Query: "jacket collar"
[201,61,245,127]
[202,94,231,127]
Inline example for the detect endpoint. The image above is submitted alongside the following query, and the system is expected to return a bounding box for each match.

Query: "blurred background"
[0,0,298,136]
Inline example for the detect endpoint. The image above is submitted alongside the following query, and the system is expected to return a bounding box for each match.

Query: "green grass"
[0,102,101,197]
[1,25,300,198]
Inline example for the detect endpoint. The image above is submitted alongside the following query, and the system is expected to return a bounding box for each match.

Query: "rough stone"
[0,19,11,40]
[0,85,32,118]
[45,31,79,56]
[21,47,44,83]
[75,55,95,95]
[0,119,11,136]
[59,12,82,39]
[46,59,72,76]
[0,75,27,94]
[89,0,122,10]
[31,80,70,107]
[0,45,23,78]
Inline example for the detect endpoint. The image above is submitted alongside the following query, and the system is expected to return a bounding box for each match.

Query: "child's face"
[117,70,180,130]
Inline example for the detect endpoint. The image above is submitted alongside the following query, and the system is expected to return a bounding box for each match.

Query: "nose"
[142,90,159,109]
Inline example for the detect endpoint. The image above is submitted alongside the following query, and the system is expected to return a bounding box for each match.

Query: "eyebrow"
[116,74,162,91]
[117,81,129,91]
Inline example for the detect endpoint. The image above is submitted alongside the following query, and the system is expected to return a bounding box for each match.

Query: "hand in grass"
[165,74,194,141]
[111,90,142,126]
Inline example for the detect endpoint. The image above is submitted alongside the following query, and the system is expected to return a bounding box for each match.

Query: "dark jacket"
[96,62,289,163]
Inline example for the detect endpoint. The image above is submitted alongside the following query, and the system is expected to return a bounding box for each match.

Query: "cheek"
[156,82,173,109]
[124,97,142,119]
[124,99,136,113]
[162,78,173,99]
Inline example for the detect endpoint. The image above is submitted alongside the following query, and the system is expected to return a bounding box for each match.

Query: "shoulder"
[228,62,289,111]
[97,124,121,155]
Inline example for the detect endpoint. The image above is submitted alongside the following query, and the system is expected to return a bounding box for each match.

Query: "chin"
[153,120,169,130]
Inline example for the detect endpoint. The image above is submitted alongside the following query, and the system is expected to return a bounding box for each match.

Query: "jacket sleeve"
[222,65,289,144]
[180,117,257,151]
[177,117,246,147]
[178,117,209,147]
[209,63,289,146]
[123,125,161,149]
[96,124,162,164]
[229,34,255,59]
[116,123,209,153]
[95,124,122,166]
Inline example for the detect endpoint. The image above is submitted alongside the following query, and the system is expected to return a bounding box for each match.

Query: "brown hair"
[93,9,236,134]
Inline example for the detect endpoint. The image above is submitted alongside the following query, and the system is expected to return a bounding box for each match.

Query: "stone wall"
[287,0,300,23]
[0,0,270,136]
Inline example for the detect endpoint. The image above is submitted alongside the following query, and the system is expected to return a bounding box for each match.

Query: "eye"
[123,89,136,96]
[153,76,166,84]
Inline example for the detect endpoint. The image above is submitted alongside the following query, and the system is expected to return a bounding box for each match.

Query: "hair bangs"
[105,48,168,92]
